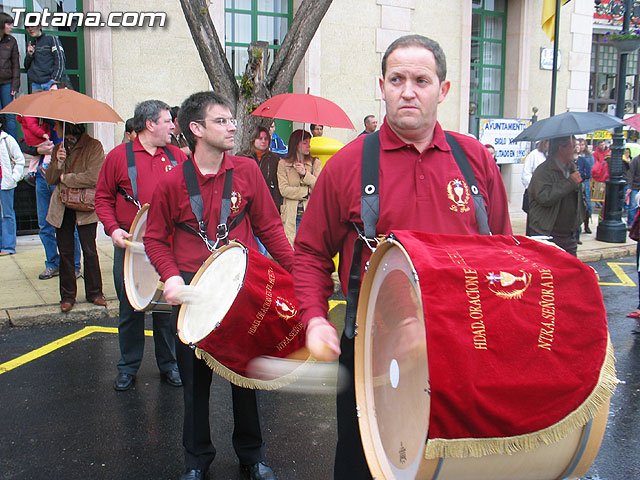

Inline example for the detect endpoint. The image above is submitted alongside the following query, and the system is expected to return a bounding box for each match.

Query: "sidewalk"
[1,211,636,327]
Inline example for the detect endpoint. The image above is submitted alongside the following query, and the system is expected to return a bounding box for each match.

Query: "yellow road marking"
[0,326,152,376]
[599,262,637,287]
[329,300,346,310]
[1,304,351,376]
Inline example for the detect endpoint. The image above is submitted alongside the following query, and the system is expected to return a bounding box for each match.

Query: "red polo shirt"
[143,153,294,280]
[293,120,512,325]
[95,138,188,235]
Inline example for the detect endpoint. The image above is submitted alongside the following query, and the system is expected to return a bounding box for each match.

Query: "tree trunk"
[180,0,334,153]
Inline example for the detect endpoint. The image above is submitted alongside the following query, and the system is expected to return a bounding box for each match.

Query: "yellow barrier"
[311,136,345,168]
[310,136,345,271]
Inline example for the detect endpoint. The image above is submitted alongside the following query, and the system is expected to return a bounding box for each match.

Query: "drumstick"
[122,239,146,254]
[175,285,210,305]
[246,351,349,394]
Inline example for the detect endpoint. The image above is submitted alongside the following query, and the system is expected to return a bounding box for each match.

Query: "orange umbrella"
[0,88,123,124]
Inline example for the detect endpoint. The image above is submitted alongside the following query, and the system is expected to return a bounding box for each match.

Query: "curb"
[3,298,118,327]
[578,244,636,263]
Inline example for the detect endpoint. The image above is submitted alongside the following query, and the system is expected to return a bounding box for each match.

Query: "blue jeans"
[0,188,16,253]
[628,189,639,226]
[35,173,80,269]
[0,83,16,140]
[31,80,55,92]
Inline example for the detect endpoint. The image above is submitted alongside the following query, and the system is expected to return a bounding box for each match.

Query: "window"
[470,0,507,133]
[225,0,292,78]
[589,34,640,115]
[1,0,85,94]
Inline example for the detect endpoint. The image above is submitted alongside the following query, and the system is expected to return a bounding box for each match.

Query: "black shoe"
[239,462,277,480]
[162,368,182,387]
[180,468,207,480]
[114,372,135,391]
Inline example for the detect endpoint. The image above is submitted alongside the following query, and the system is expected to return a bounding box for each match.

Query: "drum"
[177,241,307,389]
[123,204,171,313]
[355,231,615,480]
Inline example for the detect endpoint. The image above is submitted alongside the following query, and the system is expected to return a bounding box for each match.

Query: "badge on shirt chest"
[447,178,471,213]
[161,156,175,173]
[230,191,242,213]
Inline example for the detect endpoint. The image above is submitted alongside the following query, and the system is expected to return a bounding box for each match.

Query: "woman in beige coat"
[278,129,322,245]
[45,121,105,312]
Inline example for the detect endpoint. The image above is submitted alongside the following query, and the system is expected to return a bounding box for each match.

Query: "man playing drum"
[143,91,293,480]
[292,35,512,479]
[96,100,187,392]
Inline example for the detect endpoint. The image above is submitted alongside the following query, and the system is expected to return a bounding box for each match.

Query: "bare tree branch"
[180,0,239,101]
[267,0,333,95]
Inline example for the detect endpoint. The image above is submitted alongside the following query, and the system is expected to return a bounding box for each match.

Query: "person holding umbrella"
[528,136,585,256]
[45,121,105,312]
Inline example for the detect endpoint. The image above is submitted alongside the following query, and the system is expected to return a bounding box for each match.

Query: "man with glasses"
[96,100,186,392]
[144,91,292,480]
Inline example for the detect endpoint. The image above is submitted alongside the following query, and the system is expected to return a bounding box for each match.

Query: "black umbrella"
[511,111,624,142]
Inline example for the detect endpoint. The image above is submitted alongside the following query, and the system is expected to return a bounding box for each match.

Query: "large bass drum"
[355,231,613,480]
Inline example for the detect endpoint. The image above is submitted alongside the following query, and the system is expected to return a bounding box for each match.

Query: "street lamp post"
[597,0,634,243]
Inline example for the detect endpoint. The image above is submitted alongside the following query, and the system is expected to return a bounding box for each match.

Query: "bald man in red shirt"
[294,35,512,479]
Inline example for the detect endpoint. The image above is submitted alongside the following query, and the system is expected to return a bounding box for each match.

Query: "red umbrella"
[251,93,354,129]
[623,113,640,131]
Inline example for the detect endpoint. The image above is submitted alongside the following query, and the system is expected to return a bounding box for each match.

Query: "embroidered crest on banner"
[275,297,297,320]
[230,191,242,213]
[486,270,532,299]
[447,178,471,213]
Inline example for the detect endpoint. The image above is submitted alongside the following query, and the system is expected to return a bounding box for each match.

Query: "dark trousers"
[334,333,373,480]
[113,246,177,375]
[530,228,578,257]
[56,208,102,303]
[172,271,265,471]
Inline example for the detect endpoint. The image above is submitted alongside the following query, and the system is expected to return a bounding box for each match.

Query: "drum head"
[178,243,247,344]
[355,240,430,479]
[124,204,165,310]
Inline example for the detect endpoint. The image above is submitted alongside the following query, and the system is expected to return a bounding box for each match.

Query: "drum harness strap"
[343,131,492,339]
[117,142,178,210]
[178,158,246,252]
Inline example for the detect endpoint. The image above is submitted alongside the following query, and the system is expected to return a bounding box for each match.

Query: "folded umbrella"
[511,111,624,143]
[251,92,354,129]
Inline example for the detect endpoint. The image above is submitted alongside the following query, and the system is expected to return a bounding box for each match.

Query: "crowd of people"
[0,15,633,479]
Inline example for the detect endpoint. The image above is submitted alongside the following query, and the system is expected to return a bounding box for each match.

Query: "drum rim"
[354,237,430,479]
[123,203,165,311]
[177,241,248,345]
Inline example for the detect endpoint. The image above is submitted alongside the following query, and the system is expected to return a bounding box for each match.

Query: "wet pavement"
[1,258,640,479]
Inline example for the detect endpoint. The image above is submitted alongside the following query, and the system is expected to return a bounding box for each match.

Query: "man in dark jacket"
[0,12,19,139]
[24,24,65,91]
[529,135,585,256]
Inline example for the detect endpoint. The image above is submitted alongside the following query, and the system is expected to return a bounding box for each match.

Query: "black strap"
[125,142,138,201]
[444,132,491,235]
[124,143,178,202]
[162,146,178,167]
[360,131,380,239]
[344,132,380,339]
[181,158,235,246]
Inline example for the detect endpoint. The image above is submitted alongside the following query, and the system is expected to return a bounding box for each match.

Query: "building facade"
[0,0,606,211]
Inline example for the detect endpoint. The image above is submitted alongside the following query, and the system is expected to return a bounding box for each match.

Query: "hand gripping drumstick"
[122,239,146,254]
[246,348,349,394]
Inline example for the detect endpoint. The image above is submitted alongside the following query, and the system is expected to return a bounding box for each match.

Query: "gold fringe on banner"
[194,347,312,390]
[424,337,618,459]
